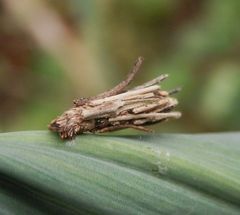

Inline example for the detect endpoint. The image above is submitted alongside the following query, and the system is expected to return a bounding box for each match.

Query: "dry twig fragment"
[49,57,181,139]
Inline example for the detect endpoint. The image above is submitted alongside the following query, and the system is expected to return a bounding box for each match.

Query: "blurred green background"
[0,0,239,133]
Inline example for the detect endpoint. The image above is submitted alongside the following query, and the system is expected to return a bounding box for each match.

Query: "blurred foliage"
[0,0,239,132]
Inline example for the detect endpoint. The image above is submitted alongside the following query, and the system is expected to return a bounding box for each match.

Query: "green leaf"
[0,131,239,214]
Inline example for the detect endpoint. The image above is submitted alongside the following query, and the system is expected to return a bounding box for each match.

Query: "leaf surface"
[0,131,239,214]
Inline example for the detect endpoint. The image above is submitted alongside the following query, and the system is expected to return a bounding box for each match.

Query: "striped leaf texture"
[0,131,239,214]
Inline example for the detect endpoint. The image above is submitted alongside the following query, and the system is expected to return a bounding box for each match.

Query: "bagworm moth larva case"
[49,57,181,139]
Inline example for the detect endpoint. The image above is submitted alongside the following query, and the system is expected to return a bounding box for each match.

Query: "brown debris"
[49,57,181,139]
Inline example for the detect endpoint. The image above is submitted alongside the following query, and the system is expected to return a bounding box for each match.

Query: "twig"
[133,74,168,90]
[74,57,144,106]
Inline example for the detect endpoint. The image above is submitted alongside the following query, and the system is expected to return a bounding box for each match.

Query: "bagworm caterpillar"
[49,57,181,139]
